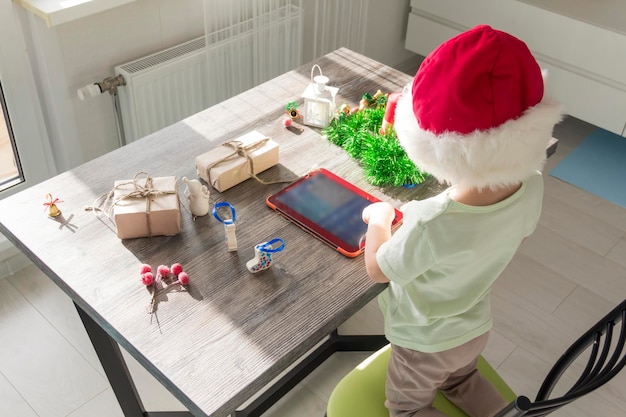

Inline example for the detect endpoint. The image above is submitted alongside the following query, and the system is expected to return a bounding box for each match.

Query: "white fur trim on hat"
[394,85,563,190]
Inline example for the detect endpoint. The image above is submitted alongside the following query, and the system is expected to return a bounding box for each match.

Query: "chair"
[326,299,626,417]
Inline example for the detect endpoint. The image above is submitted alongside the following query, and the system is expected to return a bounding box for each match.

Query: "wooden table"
[0,49,556,417]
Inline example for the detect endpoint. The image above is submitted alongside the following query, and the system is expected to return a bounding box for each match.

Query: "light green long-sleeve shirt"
[377,172,543,352]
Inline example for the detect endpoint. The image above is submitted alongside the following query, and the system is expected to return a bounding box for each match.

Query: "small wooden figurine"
[183,177,210,217]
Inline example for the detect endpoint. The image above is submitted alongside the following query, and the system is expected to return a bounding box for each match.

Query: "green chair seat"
[327,344,516,417]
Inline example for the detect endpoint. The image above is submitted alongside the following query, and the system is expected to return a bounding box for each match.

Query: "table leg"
[75,303,194,417]
[74,302,147,417]
[234,330,387,417]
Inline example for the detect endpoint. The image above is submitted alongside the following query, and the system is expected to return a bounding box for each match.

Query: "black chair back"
[495,299,626,417]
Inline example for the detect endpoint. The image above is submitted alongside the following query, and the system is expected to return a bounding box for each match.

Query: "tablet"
[266,168,403,257]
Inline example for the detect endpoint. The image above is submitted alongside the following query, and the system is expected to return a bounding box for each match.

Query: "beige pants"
[385,333,509,417]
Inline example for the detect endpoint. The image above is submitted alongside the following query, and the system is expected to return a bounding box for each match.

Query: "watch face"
[304,100,330,128]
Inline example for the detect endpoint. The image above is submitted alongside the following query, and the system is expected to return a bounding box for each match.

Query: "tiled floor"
[1,86,626,415]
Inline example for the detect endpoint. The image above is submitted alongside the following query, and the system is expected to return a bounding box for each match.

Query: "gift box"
[112,175,181,239]
[195,130,279,192]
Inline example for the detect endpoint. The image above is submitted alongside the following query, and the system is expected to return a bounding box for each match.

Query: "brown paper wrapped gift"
[195,130,279,192]
[112,175,181,239]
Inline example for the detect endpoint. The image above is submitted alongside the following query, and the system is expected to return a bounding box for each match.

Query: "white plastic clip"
[213,202,238,252]
[224,222,237,251]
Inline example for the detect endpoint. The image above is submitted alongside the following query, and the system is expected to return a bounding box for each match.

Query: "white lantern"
[301,65,339,128]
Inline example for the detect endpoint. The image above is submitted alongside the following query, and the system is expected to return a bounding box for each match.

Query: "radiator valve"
[77,74,125,100]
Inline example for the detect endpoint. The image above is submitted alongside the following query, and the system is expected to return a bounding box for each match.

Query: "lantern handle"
[311,64,323,83]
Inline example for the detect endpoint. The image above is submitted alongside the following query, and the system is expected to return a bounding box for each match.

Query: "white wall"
[299,0,415,70]
[362,0,416,67]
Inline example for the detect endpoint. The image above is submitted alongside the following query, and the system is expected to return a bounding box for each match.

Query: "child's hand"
[362,202,394,283]
[362,202,395,226]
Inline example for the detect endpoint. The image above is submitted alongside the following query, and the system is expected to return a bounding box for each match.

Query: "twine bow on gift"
[86,172,178,237]
[115,172,167,201]
[205,138,296,189]
[205,138,268,189]
[113,172,178,237]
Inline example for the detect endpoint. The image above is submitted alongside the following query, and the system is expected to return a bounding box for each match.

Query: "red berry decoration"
[157,264,170,277]
[178,272,190,286]
[140,264,152,275]
[171,263,183,276]
[141,272,154,286]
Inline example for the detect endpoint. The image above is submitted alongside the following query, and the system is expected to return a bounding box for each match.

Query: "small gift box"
[195,130,279,192]
[112,174,181,239]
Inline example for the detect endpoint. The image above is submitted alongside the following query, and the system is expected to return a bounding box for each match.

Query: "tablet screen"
[266,168,402,257]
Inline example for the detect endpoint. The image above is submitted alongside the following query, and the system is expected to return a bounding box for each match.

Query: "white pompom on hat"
[394,24,563,190]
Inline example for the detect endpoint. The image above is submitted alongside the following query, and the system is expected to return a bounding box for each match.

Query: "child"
[362,25,562,417]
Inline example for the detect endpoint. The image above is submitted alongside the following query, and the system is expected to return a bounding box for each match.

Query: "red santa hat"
[394,25,563,189]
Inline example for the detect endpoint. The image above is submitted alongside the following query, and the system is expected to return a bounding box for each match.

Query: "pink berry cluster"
[140,262,189,286]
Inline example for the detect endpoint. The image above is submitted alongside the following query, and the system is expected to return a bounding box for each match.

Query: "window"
[0,2,55,200]
[0,82,24,192]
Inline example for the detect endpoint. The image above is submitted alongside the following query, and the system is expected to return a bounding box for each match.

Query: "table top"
[0,49,445,417]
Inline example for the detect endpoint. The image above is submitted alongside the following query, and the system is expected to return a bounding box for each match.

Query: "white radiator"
[114,37,208,143]
[115,1,303,143]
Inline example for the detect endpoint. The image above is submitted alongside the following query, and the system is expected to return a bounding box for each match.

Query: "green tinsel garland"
[323,105,427,187]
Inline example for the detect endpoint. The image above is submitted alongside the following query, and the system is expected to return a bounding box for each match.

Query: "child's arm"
[361,202,395,283]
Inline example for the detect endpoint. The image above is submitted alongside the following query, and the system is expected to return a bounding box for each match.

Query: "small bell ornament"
[43,193,63,217]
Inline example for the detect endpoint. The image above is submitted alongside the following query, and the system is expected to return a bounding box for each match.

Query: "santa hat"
[394,25,563,190]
